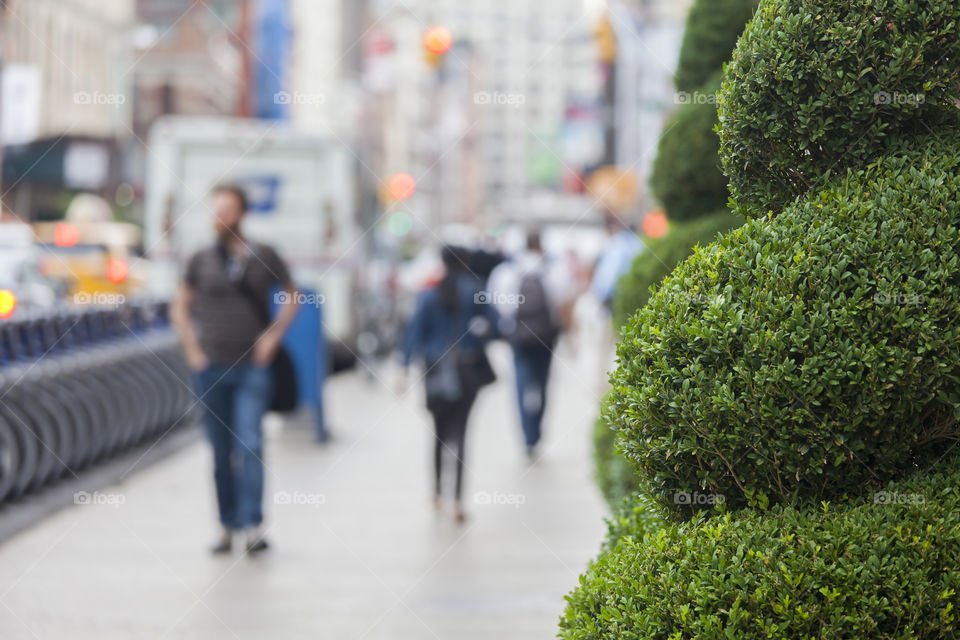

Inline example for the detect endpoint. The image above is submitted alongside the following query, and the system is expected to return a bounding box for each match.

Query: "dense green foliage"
[593,393,638,508]
[675,0,757,93]
[718,0,960,216]
[600,490,664,555]
[649,76,729,222]
[601,212,744,513]
[560,455,960,639]
[612,211,743,328]
[614,137,960,518]
[565,0,960,636]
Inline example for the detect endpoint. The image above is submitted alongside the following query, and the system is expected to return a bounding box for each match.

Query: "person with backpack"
[400,245,497,523]
[170,183,299,555]
[487,230,573,459]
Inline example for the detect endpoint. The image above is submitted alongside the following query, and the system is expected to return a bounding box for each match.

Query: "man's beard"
[215,223,242,241]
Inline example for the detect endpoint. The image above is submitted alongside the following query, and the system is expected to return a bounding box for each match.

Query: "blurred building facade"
[132,0,243,141]
[287,0,363,137]
[601,0,692,203]
[0,0,135,220]
[362,0,600,234]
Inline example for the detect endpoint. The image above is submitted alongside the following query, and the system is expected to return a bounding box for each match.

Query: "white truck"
[143,116,360,366]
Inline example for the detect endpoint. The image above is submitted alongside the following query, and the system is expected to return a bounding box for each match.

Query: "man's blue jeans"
[193,364,272,530]
[512,344,553,448]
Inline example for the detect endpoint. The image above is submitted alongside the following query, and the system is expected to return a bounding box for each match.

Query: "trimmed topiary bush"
[560,455,960,639]
[718,0,960,217]
[674,0,758,93]
[612,210,744,328]
[601,213,745,509]
[600,490,664,555]
[566,1,960,637]
[649,75,729,222]
[593,393,639,508]
[613,136,960,518]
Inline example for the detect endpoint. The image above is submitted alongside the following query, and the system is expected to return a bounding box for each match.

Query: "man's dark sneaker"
[246,537,269,554]
[245,526,269,554]
[210,529,233,555]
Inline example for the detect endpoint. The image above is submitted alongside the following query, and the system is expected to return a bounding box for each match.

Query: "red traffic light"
[54,223,80,247]
[106,258,128,283]
[387,173,417,201]
[642,210,669,238]
[423,26,453,55]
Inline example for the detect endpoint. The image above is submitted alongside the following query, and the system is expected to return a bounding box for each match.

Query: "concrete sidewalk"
[0,340,609,639]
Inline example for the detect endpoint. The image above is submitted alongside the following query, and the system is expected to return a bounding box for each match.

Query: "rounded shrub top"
[718,0,960,217]
[650,74,729,222]
[613,134,960,518]
[674,0,758,93]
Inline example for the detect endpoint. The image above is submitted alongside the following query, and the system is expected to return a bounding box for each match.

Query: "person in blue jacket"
[400,246,497,522]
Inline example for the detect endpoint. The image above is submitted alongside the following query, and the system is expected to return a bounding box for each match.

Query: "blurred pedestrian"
[590,211,644,309]
[487,230,576,458]
[171,183,299,555]
[400,246,497,522]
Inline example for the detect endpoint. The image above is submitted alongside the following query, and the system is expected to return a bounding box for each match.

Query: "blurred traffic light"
[388,211,413,236]
[106,258,128,284]
[54,223,80,247]
[594,15,617,64]
[0,290,16,319]
[423,26,452,68]
[387,173,417,201]
[642,210,669,238]
[423,26,452,55]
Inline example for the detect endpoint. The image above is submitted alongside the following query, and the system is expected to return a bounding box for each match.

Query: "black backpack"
[509,272,559,348]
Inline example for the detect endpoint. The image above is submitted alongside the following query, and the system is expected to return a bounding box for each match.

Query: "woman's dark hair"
[437,245,463,311]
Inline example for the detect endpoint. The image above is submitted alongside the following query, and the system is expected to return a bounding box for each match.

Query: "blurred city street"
[0,0,689,637]
[2,0,956,636]
[0,339,608,639]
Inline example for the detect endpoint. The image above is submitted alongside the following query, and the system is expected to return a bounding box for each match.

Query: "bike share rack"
[0,302,194,505]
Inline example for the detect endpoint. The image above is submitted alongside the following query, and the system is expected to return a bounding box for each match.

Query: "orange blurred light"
[0,290,16,319]
[387,173,417,201]
[642,210,669,238]
[106,258,128,283]
[54,223,80,247]
[423,26,453,55]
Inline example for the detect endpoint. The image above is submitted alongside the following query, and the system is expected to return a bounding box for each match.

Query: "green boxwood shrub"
[613,136,960,518]
[718,0,960,217]
[674,0,757,93]
[560,455,960,639]
[650,76,729,222]
[594,393,640,508]
[600,490,664,555]
[612,210,744,328]
[568,1,960,638]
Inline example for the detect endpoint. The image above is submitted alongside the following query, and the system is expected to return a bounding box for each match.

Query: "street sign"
[1,64,41,146]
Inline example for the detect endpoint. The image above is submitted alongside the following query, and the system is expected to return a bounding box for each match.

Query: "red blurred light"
[0,290,16,319]
[423,26,453,55]
[387,173,417,201]
[54,223,80,247]
[106,258,128,283]
[642,210,669,238]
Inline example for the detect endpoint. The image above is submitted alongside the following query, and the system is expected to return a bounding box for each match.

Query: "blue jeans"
[512,344,553,448]
[193,364,272,530]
